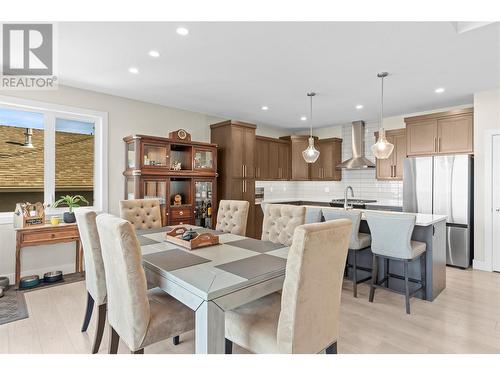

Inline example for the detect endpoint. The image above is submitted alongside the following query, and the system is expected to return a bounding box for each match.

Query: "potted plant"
[52,195,89,223]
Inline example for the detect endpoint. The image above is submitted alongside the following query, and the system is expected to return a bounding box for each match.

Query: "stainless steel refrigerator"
[403,155,473,268]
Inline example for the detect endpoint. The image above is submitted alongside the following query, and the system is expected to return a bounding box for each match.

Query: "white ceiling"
[58,22,500,129]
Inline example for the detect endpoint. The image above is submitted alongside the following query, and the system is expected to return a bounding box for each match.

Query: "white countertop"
[255,197,402,207]
[257,199,446,226]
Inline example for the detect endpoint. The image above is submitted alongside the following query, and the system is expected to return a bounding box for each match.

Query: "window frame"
[0,95,108,224]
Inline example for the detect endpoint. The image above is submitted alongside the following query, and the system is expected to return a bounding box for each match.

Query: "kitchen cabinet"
[279,135,314,181]
[374,128,406,180]
[210,120,257,238]
[310,138,342,181]
[405,108,473,156]
[255,136,290,180]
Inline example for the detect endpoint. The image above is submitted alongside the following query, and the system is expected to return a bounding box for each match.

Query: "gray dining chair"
[322,208,372,298]
[119,198,162,230]
[96,213,195,354]
[365,211,426,314]
[75,208,107,354]
[225,219,352,354]
[215,200,250,236]
[261,204,306,246]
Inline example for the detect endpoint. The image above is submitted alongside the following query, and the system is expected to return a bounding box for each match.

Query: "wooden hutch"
[123,129,218,228]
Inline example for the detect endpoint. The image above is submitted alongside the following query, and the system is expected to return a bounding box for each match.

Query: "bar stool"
[322,208,371,298]
[365,211,426,314]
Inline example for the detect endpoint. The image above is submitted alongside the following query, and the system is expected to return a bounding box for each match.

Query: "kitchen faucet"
[344,186,354,210]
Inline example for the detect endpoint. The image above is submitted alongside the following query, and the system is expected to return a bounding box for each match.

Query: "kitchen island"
[259,200,447,301]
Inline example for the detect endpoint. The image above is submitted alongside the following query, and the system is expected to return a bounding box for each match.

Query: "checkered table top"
[140,225,289,300]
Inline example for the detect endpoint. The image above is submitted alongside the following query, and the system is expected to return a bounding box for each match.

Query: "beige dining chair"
[261,204,306,246]
[215,200,250,235]
[322,208,372,298]
[365,211,426,314]
[75,208,107,354]
[119,198,162,230]
[225,219,352,354]
[96,213,195,354]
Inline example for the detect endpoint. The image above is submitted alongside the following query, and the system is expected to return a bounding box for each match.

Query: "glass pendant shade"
[372,72,394,160]
[302,137,320,163]
[302,92,320,163]
[371,129,394,159]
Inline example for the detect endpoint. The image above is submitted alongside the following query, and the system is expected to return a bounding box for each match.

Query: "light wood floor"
[1,267,500,354]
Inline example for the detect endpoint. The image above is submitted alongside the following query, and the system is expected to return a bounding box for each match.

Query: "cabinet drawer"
[169,218,194,226]
[21,228,79,244]
[170,207,192,219]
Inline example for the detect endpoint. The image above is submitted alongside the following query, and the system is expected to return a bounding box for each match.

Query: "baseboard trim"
[1,262,79,287]
[473,259,492,272]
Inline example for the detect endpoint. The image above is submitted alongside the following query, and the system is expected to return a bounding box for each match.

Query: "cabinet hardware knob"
[496,208,500,212]
[179,211,183,215]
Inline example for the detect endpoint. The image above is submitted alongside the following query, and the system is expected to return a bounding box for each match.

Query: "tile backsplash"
[256,121,403,205]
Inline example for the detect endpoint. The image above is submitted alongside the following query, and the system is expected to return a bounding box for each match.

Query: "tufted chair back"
[119,199,162,230]
[261,204,306,246]
[215,200,250,236]
[75,208,107,305]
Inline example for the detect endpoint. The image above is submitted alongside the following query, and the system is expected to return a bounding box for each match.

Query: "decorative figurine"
[173,194,182,206]
[171,161,182,170]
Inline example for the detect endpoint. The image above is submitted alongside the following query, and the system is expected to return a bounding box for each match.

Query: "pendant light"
[302,92,320,163]
[371,72,394,159]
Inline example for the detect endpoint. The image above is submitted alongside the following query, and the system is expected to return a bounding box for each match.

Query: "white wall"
[0,85,287,282]
[473,89,500,266]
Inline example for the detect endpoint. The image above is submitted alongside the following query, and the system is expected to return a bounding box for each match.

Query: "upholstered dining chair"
[119,198,162,230]
[261,204,306,246]
[215,200,250,235]
[225,219,352,354]
[322,208,372,298]
[75,208,107,354]
[365,211,426,314]
[96,214,195,354]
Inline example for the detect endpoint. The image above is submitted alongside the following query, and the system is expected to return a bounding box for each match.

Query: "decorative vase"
[63,211,76,223]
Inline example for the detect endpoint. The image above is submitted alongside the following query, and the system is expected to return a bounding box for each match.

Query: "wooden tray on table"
[165,227,219,250]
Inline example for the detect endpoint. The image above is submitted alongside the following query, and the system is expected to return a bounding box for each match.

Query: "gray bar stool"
[365,211,426,314]
[322,208,371,298]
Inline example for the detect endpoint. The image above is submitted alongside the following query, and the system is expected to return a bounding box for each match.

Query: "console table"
[15,223,83,288]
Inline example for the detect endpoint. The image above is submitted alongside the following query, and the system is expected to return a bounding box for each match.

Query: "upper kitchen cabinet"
[255,136,290,180]
[375,128,406,180]
[310,138,342,181]
[405,108,473,156]
[279,135,313,181]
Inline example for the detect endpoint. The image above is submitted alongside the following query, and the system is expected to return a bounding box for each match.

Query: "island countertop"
[257,200,447,226]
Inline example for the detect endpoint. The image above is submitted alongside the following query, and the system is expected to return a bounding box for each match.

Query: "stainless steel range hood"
[337,121,376,169]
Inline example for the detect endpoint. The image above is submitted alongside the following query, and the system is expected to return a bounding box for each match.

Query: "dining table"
[138,225,289,354]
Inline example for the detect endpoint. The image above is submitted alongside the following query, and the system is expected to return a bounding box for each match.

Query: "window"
[0,96,107,221]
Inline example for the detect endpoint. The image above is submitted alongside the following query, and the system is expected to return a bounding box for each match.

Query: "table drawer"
[170,207,192,220]
[21,228,79,244]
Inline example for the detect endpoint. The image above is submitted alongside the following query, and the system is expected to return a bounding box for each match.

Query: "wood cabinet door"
[231,127,245,178]
[332,141,342,181]
[393,133,406,179]
[291,138,310,180]
[243,128,255,178]
[229,178,244,200]
[321,142,335,180]
[437,115,473,154]
[268,141,279,180]
[254,204,264,239]
[406,120,438,156]
[255,138,269,180]
[278,143,290,180]
[376,134,395,179]
[309,142,323,180]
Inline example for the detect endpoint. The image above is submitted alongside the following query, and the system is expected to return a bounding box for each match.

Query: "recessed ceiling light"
[128,67,139,74]
[435,87,445,94]
[300,116,307,121]
[356,104,364,110]
[261,106,269,111]
[148,50,160,58]
[176,27,189,36]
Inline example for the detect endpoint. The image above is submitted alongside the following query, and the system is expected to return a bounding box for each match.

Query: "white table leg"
[195,300,225,354]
